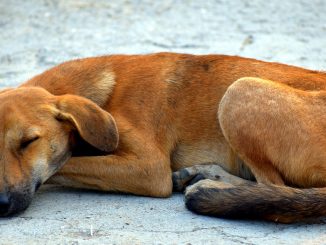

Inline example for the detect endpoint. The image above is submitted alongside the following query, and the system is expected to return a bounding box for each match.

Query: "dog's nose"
[0,193,10,215]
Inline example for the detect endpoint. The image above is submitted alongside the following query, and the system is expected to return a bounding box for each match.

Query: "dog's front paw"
[172,164,222,192]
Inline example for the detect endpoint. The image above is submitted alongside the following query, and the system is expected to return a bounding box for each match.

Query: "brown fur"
[1,52,326,221]
[219,77,326,187]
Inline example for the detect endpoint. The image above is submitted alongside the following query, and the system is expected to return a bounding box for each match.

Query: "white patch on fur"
[84,71,116,106]
[32,157,49,182]
[165,77,178,84]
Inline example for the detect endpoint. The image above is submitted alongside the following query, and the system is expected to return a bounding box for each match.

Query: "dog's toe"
[173,165,222,192]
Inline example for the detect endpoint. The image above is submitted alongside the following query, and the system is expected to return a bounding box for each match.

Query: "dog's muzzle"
[0,188,33,216]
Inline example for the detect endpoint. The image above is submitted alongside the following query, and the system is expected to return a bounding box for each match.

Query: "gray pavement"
[0,0,326,244]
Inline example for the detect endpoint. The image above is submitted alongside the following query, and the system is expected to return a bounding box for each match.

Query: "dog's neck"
[20,58,116,107]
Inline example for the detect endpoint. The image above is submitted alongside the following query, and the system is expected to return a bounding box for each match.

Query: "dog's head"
[0,87,118,216]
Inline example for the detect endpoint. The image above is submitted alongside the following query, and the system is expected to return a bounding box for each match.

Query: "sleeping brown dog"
[1,52,326,223]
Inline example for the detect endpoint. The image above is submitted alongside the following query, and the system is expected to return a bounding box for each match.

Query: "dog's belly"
[170,141,231,171]
[170,140,255,180]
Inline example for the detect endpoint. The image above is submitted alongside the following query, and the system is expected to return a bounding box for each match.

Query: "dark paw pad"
[173,169,191,192]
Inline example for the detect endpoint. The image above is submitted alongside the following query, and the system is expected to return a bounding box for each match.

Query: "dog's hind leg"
[218,77,287,185]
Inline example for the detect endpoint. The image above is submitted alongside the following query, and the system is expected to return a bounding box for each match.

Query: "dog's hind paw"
[173,163,251,192]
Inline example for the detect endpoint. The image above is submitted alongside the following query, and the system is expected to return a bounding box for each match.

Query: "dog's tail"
[185,180,326,223]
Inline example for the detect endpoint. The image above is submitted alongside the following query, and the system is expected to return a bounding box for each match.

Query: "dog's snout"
[0,193,10,215]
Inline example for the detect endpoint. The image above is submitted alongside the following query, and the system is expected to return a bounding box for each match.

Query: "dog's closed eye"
[20,136,40,150]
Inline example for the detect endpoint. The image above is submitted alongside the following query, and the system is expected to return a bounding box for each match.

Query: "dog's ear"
[55,94,119,152]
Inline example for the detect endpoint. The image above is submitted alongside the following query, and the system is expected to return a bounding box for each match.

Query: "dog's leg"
[218,78,288,186]
[47,115,174,197]
[172,163,252,191]
[239,156,285,185]
[47,153,173,197]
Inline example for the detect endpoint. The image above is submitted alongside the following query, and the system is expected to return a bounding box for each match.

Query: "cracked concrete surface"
[0,0,326,244]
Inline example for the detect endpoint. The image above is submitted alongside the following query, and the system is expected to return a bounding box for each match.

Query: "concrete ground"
[0,0,326,244]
